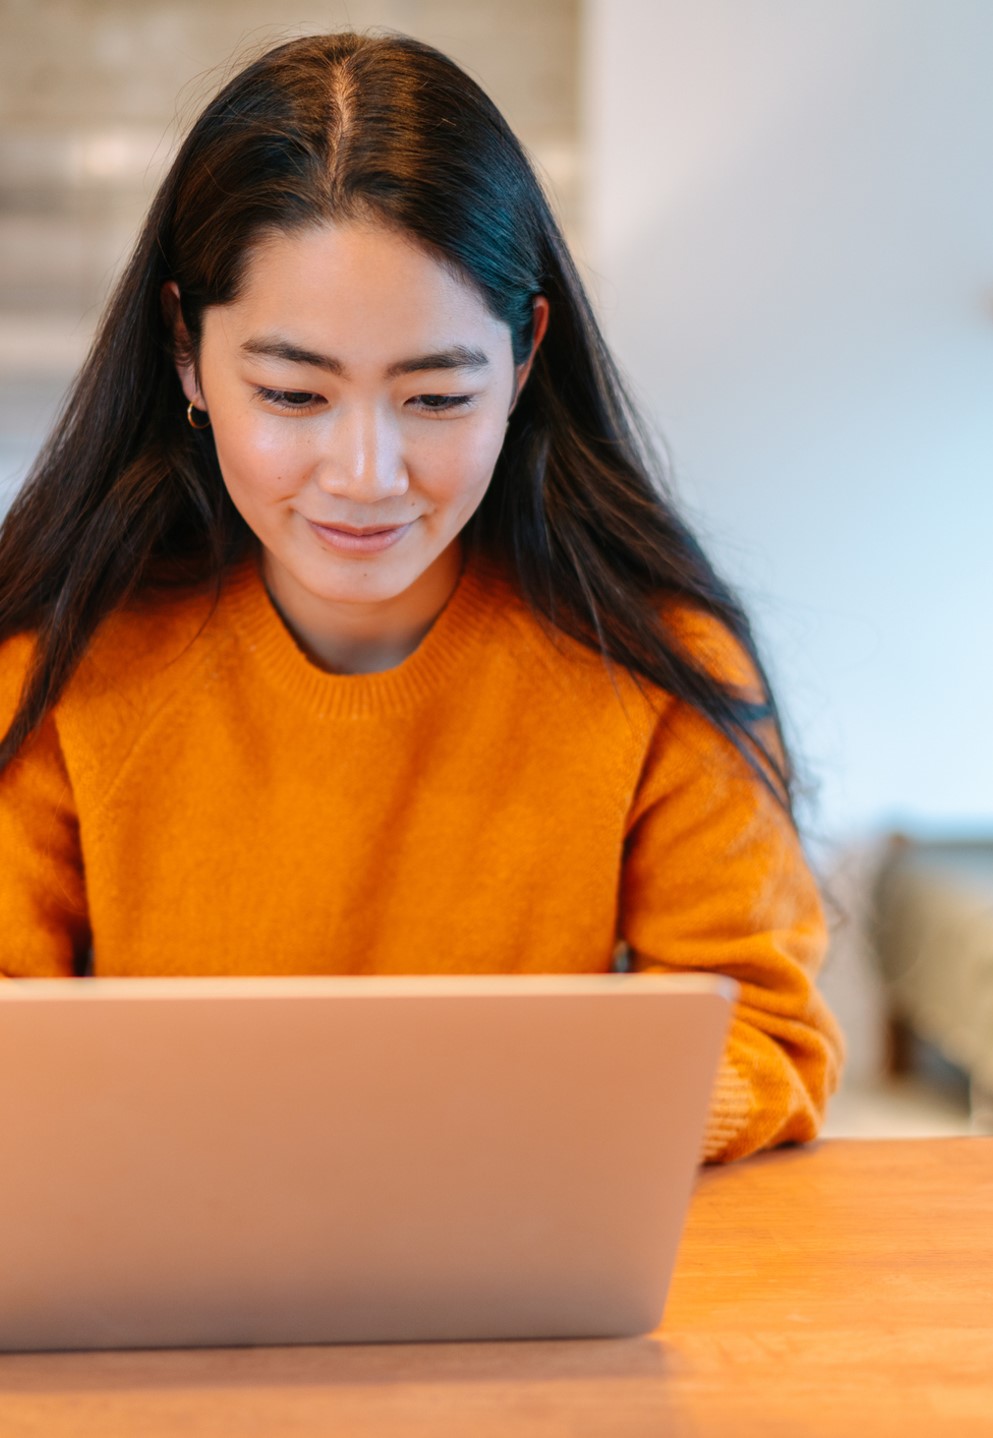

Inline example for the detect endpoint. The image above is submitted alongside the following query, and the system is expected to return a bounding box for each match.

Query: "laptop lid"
[0,972,734,1350]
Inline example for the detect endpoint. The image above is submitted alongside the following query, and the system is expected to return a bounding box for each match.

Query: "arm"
[620,648,843,1164]
[0,640,89,977]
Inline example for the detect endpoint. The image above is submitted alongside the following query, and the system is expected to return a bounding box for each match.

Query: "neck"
[261,543,464,675]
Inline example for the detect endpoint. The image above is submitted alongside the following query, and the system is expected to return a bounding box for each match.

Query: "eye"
[255,387,323,412]
[408,393,475,415]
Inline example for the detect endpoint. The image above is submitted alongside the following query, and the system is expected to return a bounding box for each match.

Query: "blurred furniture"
[873,837,993,1129]
[0,1139,991,1436]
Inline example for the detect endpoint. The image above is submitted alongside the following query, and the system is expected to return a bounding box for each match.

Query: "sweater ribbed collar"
[218,552,506,719]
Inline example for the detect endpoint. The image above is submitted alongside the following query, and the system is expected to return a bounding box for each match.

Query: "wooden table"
[1,1139,991,1437]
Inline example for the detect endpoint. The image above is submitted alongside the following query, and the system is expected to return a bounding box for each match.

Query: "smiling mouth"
[314,522,406,535]
[306,518,414,553]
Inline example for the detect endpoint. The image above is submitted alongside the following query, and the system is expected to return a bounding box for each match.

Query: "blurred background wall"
[583,0,993,848]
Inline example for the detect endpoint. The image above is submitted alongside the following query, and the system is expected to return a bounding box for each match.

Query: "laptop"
[0,972,734,1351]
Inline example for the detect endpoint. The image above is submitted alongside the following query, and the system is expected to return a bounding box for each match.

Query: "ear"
[161,280,202,407]
[509,295,550,413]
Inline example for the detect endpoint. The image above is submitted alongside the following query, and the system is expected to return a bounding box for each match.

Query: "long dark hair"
[0,30,794,811]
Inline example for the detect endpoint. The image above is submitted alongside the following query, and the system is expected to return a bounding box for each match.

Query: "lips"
[315,523,403,535]
[306,518,414,554]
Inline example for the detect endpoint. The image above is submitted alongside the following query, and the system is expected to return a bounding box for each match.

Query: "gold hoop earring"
[186,400,211,430]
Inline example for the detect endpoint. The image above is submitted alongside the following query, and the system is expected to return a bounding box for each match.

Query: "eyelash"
[254,387,475,415]
[256,387,318,411]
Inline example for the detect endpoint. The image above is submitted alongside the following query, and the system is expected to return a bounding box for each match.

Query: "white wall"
[583,0,993,844]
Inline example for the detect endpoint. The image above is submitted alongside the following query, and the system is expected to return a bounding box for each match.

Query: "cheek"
[467,424,510,498]
[421,420,507,502]
[213,422,300,502]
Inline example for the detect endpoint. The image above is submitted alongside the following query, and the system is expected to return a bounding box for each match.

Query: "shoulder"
[483,566,765,719]
[661,600,767,701]
[467,564,774,755]
[77,580,226,695]
[475,549,761,686]
[0,632,35,735]
[3,567,252,779]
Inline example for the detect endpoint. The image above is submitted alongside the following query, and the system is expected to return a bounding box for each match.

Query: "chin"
[308,560,426,607]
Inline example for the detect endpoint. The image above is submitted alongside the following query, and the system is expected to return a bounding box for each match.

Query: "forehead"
[210,221,510,362]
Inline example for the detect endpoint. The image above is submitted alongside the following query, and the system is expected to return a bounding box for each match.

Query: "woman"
[0,31,841,1160]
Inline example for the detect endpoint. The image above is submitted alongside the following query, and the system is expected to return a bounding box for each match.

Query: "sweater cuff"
[701,1055,753,1163]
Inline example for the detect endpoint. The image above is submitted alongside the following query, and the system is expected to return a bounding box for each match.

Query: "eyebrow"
[240,336,491,379]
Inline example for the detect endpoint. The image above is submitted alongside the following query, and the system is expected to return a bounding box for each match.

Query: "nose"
[313,403,408,503]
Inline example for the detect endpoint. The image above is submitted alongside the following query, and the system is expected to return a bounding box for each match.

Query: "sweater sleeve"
[619,630,843,1164]
[0,640,90,977]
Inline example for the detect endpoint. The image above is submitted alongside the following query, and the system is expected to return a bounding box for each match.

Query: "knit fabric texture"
[0,556,842,1162]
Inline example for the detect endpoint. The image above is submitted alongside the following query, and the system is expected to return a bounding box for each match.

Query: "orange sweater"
[0,557,841,1161]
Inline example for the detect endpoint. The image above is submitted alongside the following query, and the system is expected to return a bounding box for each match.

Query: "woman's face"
[170,221,546,669]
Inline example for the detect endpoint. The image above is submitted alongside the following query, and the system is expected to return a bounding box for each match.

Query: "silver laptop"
[0,972,734,1351]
